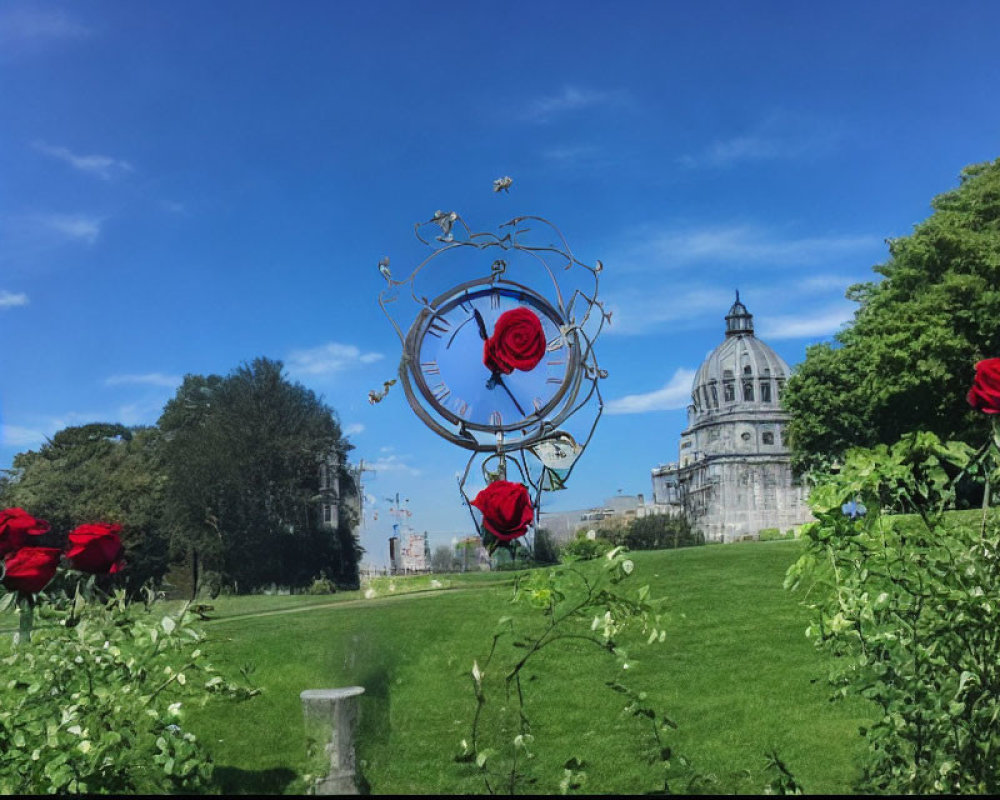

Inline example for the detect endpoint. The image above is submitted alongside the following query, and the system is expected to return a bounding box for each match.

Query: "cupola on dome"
[690,293,789,417]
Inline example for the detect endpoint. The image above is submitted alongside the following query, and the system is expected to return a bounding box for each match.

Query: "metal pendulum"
[495,430,506,481]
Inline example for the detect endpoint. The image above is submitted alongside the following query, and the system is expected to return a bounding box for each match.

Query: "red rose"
[0,507,50,558]
[968,358,1000,415]
[2,546,62,594]
[471,480,534,542]
[483,307,546,375]
[66,523,125,574]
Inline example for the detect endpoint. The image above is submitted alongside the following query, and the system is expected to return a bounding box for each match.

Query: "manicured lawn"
[187,540,873,794]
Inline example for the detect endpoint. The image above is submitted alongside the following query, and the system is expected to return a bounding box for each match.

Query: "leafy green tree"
[623,514,702,550]
[529,527,560,564]
[159,358,361,593]
[431,545,456,573]
[784,158,1000,475]
[1,423,169,592]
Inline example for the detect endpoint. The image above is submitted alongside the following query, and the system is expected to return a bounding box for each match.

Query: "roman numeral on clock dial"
[426,316,451,338]
[432,382,450,402]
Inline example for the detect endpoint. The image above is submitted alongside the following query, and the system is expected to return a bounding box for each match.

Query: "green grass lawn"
[186,540,874,795]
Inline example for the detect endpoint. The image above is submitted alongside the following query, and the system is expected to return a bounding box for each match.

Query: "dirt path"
[199,584,485,625]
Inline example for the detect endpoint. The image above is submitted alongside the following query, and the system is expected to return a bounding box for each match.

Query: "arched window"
[723,381,735,402]
[710,384,719,408]
[760,381,772,402]
[742,380,754,401]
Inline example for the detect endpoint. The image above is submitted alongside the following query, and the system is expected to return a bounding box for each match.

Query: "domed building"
[650,294,812,541]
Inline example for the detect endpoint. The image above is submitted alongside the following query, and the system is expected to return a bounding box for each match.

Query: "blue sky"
[2,1,999,567]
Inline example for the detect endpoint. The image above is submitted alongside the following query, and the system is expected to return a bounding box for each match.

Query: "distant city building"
[650,294,812,541]
[538,493,652,543]
[389,529,431,573]
[454,535,490,570]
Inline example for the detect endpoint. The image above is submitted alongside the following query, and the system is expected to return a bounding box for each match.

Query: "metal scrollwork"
[375,187,608,551]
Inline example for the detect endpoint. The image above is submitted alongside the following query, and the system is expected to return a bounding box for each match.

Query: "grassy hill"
[186,539,873,794]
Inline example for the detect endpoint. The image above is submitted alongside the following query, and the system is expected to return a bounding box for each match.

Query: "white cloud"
[1,423,48,449]
[0,8,91,48]
[105,373,181,388]
[603,286,734,336]
[632,224,878,268]
[679,111,842,169]
[603,267,865,338]
[33,141,133,180]
[541,143,602,163]
[756,304,855,341]
[343,423,365,436]
[524,86,626,122]
[605,368,696,415]
[37,214,102,245]
[0,290,28,309]
[363,454,422,477]
[286,342,384,376]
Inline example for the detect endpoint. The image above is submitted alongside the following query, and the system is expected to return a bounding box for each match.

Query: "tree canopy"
[784,158,1000,475]
[158,357,361,594]
[0,423,169,592]
[1,357,362,595]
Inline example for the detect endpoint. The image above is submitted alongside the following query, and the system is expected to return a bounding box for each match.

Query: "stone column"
[300,686,365,794]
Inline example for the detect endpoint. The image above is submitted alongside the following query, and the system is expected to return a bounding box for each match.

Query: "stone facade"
[651,295,812,542]
[318,451,363,530]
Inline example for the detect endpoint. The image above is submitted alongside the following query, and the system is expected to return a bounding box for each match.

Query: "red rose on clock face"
[471,480,534,542]
[483,307,546,375]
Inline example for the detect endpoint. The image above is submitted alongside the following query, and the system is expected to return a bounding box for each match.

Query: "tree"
[784,158,1000,475]
[530,527,561,564]
[0,423,170,593]
[159,358,361,593]
[431,545,456,573]
[624,513,701,550]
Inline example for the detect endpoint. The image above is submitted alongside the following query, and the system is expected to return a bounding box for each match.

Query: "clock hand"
[488,371,527,417]
[475,306,527,417]
[472,308,488,340]
[446,315,476,348]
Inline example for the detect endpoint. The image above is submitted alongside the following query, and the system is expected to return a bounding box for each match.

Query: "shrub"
[306,572,337,595]
[562,534,613,561]
[786,430,1000,793]
[530,528,560,565]
[0,587,258,794]
[623,515,703,550]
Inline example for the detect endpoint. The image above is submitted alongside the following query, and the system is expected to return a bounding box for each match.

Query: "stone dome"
[690,293,790,418]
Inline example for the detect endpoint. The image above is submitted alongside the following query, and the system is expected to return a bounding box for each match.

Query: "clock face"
[401,279,582,450]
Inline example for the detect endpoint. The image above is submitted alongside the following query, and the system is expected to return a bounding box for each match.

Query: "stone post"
[300,686,365,794]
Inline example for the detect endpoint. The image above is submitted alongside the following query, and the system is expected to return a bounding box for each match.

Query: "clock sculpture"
[376,189,608,554]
